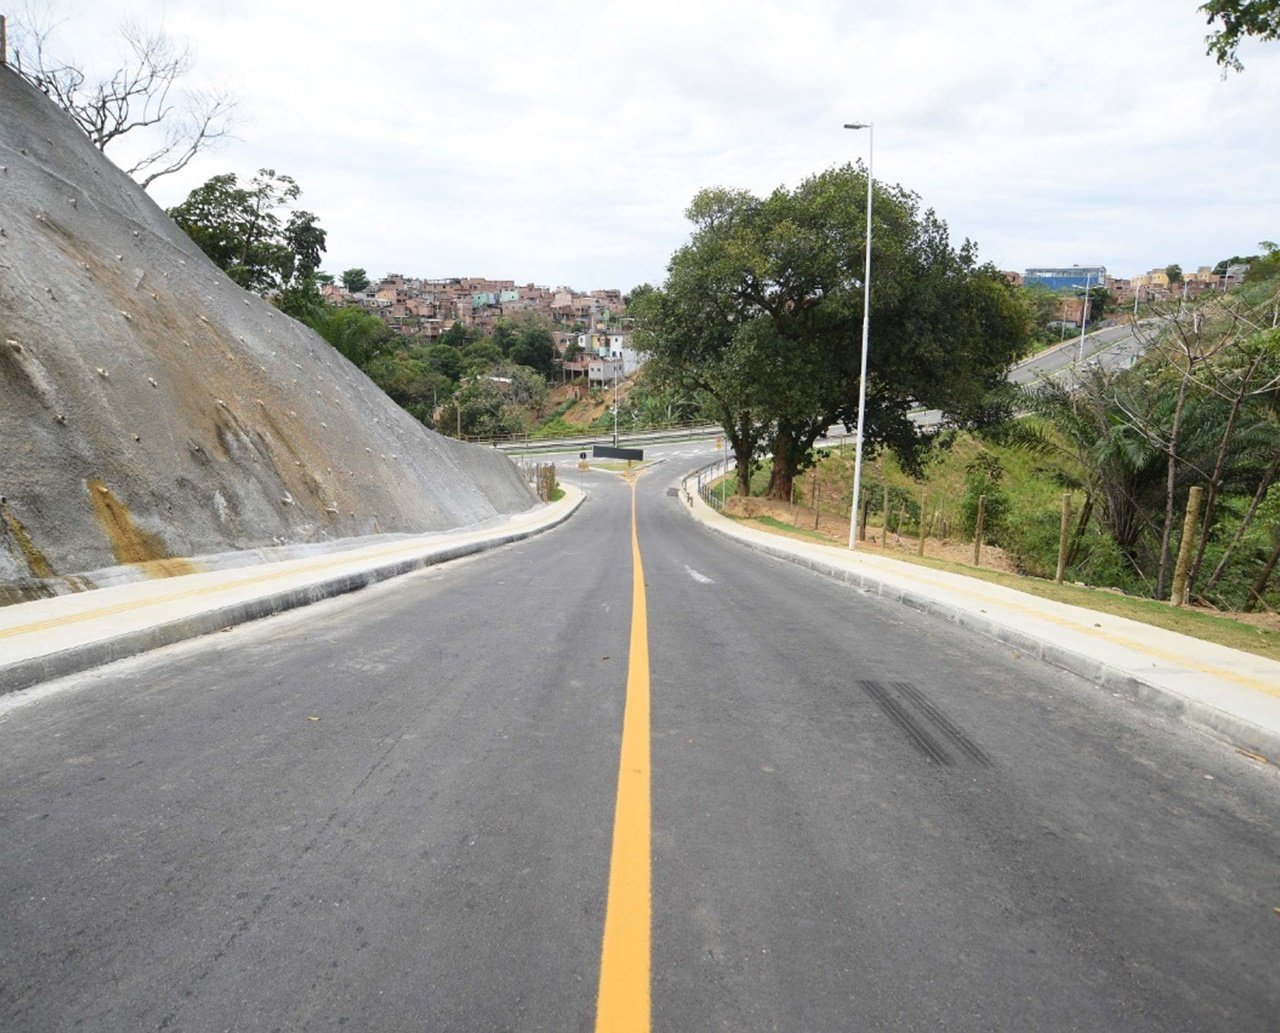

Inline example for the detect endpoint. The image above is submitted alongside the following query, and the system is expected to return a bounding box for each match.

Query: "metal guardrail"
[682,456,737,513]
[488,423,722,454]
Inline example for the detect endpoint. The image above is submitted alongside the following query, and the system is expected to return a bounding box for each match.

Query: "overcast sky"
[20,0,1280,292]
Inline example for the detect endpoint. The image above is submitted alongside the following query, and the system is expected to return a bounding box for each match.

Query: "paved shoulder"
[675,466,1280,761]
[0,490,583,696]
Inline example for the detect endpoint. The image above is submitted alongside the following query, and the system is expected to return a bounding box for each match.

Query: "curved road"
[2,459,1277,1031]
[1009,320,1153,386]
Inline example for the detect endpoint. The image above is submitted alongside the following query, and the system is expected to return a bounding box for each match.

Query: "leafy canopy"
[167,169,325,295]
[636,163,1029,498]
[340,268,371,293]
[1201,0,1280,71]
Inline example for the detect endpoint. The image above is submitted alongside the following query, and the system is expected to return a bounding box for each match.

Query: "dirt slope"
[0,68,534,594]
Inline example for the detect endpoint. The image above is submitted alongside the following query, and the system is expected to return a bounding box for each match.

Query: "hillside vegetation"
[716,266,1280,633]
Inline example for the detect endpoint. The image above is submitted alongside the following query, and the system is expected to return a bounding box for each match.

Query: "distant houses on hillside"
[1008,260,1252,327]
[320,275,625,340]
[320,274,642,378]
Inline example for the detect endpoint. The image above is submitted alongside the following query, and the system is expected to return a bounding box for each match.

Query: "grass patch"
[721,435,1280,661]
[748,515,833,543]
[532,417,579,439]
[825,538,1280,662]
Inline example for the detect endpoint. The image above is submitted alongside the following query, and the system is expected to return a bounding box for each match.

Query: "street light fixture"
[845,121,873,550]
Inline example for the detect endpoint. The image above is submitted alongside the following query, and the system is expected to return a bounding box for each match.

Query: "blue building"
[1024,265,1106,292]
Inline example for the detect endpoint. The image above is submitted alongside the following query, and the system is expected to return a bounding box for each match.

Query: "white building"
[587,356,625,386]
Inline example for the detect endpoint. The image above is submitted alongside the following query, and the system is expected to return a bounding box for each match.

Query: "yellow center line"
[595,481,651,1033]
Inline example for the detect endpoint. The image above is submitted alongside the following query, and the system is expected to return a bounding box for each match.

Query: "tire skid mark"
[860,679,952,765]
[858,680,991,768]
[891,681,992,766]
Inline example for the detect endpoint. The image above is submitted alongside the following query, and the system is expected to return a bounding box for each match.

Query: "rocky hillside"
[0,68,535,596]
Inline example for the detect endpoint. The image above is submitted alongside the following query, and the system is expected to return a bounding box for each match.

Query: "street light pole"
[1076,270,1092,365]
[612,353,619,447]
[845,121,873,550]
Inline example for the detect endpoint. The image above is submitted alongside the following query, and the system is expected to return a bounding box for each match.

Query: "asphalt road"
[1009,321,1153,386]
[2,461,1278,1031]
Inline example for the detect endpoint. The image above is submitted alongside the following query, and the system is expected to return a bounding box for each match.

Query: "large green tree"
[1244,241,1280,282]
[509,324,558,377]
[440,321,475,349]
[443,364,549,439]
[635,164,1029,498]
[424,343,464,383]
[340,268,371,293]
[363,352,449,426]
[167,169,324,295]
[308,305,394,367]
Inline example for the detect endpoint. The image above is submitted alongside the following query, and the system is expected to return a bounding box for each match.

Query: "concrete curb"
[678,469,1280,762]
[1,492,583,696]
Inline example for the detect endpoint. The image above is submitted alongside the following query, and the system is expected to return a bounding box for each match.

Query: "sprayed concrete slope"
[0,69,536,598]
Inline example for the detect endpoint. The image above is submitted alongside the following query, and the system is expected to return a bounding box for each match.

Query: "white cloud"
[18,0,1280,287]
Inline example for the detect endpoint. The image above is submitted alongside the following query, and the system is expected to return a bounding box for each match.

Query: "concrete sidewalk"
[0,490,582,697]
[678,472,1280,763]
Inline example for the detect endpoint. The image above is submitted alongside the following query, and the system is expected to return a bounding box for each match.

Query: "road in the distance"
[1010,320,1152,386]
[2,460,1277,1031]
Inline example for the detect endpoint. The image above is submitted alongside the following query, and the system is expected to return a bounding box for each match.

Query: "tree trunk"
[1203,453,1280,596]
[716,405,757,498]
[1243,532,1280,613]
[1066,493,1094,568]
[1188,351,1261,592]
[1156,368,1192,600]
[765,419,827,502]
[765,433,793,501]
[1170,486,1202,606]
[734,438,753,496]
[1055,493,1072,584]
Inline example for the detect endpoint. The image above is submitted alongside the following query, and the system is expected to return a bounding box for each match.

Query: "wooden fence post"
[1171,485,1203,607]
[973,494,986,566]
[1055,492,1072,584]
[882,484,889,549]
[917,490,927,556]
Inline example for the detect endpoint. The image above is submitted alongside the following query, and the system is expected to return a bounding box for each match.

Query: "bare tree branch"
[131,87,238,188]
[9,11,237,190]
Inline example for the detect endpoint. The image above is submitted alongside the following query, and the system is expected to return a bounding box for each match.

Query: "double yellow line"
[595,482,652,1032]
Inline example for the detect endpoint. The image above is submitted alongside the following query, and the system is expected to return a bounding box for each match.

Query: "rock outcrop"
[0,68,536,597]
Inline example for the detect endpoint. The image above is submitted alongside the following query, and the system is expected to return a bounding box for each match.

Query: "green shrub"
[1000,508,1062,579]
[1068,532,1145,595]
[959,453,1009,543]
